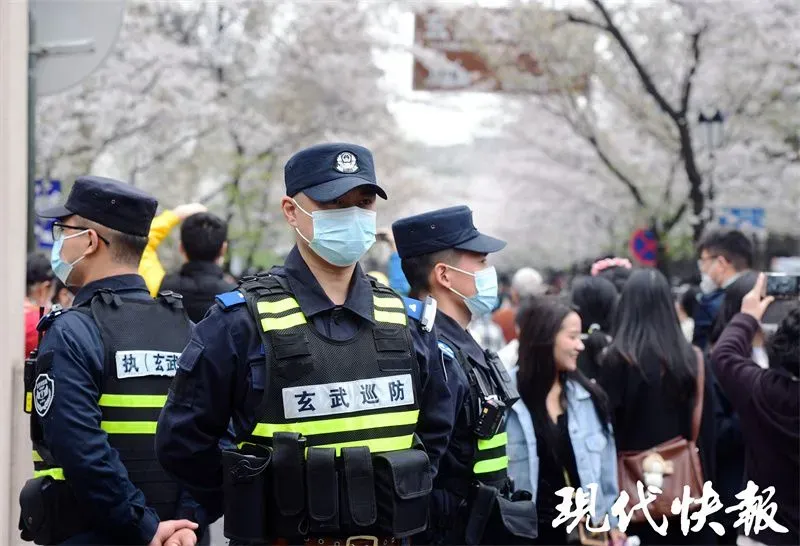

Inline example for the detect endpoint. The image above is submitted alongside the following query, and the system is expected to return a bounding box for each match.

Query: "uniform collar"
[283,246,375,323]
[73,274,149,307]
[435,310,486,364]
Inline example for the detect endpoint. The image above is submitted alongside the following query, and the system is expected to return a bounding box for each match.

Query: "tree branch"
[587,0,679,122]
[563,13,608,32]
[679,27,704,116]
[586,134,648,208]
[664,201,689,232]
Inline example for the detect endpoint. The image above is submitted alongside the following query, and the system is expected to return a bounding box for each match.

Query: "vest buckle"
[345,535,379,546]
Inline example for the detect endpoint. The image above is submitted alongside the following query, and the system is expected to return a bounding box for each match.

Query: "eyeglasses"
[696,255,719,270]
[51,222,111,245]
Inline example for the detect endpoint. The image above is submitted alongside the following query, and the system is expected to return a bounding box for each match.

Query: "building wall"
[0,0,31,542]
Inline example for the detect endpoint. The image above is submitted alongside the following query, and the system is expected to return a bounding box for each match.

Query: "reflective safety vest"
[440,334,513,491]
[238,274,422,455]
[27,290,192,521]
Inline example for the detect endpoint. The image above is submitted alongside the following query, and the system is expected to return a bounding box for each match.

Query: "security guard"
[155,143,453,545]
[20,176,200,546]
[392,206,536,545]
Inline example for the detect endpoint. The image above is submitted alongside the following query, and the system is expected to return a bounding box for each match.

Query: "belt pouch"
[307,447,339,534]
[465,483,537,545]
[222,446,271,542]
[373,449,432,538]
[19,476,90,545]
[340,447,377,533]
[270,432,307,538]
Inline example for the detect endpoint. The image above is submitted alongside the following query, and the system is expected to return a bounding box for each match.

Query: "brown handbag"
[616,347,705,523]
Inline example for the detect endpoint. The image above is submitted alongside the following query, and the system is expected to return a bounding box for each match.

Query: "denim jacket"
[506,367,620,526]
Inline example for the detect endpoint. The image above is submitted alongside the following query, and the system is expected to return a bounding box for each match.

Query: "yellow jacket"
[139,210,181,297]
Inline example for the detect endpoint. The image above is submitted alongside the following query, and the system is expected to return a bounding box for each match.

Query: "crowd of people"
[20,142,799,546]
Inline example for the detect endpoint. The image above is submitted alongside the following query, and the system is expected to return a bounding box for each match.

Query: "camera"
[765,273,800,299]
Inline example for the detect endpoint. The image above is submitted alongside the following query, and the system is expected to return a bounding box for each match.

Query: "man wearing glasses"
[20,176,201,546]
[693,228,754,350]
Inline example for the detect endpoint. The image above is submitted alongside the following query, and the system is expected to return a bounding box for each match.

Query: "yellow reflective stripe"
[32,450,43,463]
[373,296,404,310]
[25,392,32,413]
[34,468,65,480]
[252,410,419,438]
[98,394,167,408]
[261,313,307,332]
[257,298,300,315]
[312,434,414,455]
[101,421,157,434]
[374,309,407,326]
[474,456,509,474]
[477,432,507,451]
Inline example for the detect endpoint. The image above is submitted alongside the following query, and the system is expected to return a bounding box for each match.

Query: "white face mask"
[700,274,719,294]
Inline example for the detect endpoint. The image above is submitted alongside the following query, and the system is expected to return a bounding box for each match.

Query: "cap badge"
[335,152,359,174]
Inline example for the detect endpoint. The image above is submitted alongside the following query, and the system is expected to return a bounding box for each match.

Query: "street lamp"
[698,110,725,221]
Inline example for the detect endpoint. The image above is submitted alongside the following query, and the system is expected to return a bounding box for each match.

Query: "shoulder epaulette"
[403,297,423,321]
[36,306,68,333]
[215,291,246,311]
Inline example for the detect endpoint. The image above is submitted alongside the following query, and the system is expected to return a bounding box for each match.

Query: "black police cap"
[392,206,506,259]
[284,143,387,203]
[38,175,158,237]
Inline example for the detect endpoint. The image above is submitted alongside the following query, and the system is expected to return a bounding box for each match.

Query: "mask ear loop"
[292,199,314,244]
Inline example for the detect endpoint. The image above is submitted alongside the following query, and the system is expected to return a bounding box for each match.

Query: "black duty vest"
[239,274,422,453]
[440,334,513,491]
[27,290,192,521]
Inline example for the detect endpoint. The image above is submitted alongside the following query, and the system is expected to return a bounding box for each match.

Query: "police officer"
[155,143,453,545]
[20,176,201,546]
[392,206,536,545]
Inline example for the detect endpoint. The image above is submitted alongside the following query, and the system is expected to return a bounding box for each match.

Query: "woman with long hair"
[507,297,625,545]
[571,275,617,380]
[598,268,716,545]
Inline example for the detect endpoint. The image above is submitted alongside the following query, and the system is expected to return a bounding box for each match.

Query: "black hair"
[709,271,758,346]
[607,268,697,403]
[50,278,72,305]
[766,304,800,377]
[110,231,149,266]
[571,275,617,332]
[598,266,632,293]
[181,212,228,262]
[697,229,753,271]
[82,218,148,266]
[26,252,53,293]
[400,248,458,299]
[571,276,617,380]
[516,297,611,447]
[678,284,701,318]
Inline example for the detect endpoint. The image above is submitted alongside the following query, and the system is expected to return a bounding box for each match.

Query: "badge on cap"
[335,152,359,174]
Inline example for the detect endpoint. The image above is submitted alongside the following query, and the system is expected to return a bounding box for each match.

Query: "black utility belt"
[19,476,92,545]
[222,432,432,544]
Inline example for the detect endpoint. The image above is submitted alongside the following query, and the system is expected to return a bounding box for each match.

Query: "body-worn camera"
[474,395,506,439]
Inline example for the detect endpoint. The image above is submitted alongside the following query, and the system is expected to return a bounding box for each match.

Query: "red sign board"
[629,229,658,267]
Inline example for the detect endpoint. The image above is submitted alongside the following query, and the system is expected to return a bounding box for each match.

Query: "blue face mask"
[50,230,88,285]
[294,200,377,267]
[447,265,499,318]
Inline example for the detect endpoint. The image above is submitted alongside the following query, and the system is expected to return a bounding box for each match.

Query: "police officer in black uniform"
[392,206,537,545]
[20,176,201,546]
[155,143,454,545]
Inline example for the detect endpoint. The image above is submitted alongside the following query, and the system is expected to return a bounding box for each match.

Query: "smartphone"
[765,273,800,299]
